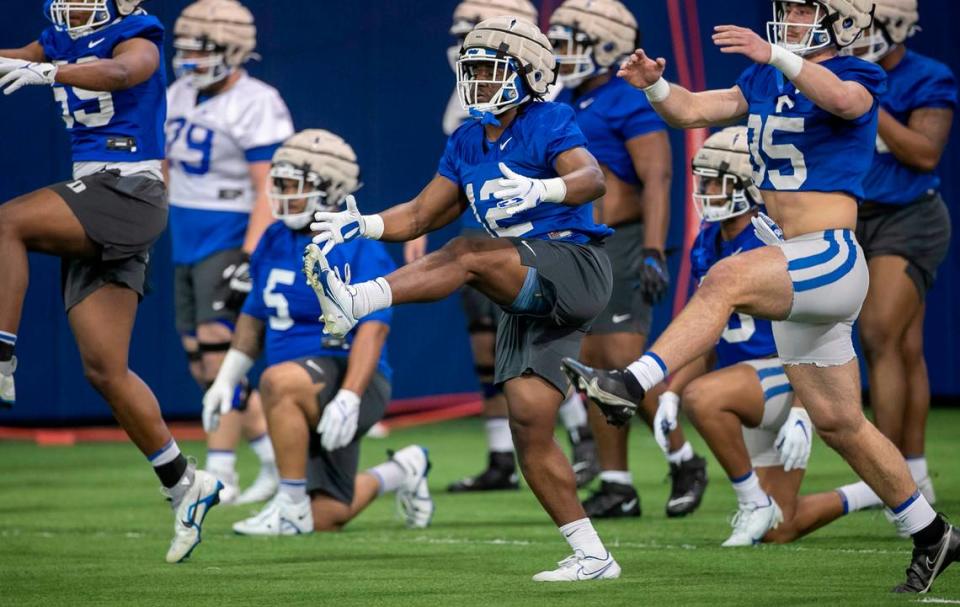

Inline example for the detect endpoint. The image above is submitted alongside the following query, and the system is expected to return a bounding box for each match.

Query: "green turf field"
[1,409,958,607]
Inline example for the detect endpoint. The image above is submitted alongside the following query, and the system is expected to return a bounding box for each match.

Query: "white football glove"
[316,389,361,451]
[0,58,58,95]
[751,211,785,246]
[493,162,566,217]
[310,195,383,254]
[200,349,253,433]
[776,407,812,471]
[654,391,680,455]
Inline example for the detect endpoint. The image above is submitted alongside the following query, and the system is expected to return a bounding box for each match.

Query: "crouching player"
[655,128,857,546]
[202,130,434,534]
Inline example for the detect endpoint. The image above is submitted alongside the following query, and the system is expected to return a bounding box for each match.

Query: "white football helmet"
[173,0,257,90]
[269,130,361,230]
[457,16,557,119]
[45,0,146,39]
[844,0,917,62]
[547,0,639,88]
[767,0,875,56]
[692,127,763,223]
[448,0,538,71]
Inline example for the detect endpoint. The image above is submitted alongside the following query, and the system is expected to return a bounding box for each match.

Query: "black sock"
[912,515,947,548]
[155,454,189,489]
[0,342,13,363]
[620,369,645,400]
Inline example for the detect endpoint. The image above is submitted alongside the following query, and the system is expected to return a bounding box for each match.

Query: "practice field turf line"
[0,409,958,606]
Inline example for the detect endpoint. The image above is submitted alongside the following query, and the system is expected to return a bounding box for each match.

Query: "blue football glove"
[637,248,669,304]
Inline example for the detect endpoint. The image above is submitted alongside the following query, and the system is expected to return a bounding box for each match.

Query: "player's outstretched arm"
[55,37,159,92]
[877,107,954,172]
[0,41,45,61]
[312,176,464,252]
[712,25,873,121]
[617,49,748,129]
[316,320,390,451]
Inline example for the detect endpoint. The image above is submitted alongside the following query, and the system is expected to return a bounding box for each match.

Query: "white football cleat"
[303,243,358,339]
[235,465,279,505]
[232,491,313,536]
[722,497,783,547]
[0,356,16,408]
[391,445,435,529]
[207,469,239,505]
[532,550,621,582]
[165,468,223,563]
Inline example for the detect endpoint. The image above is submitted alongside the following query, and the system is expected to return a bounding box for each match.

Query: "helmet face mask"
[173,37,231,89]
[457,48,528,116]
[767,1,833,56]
[47,0,114,39]
[548,24,598,89]
[843,0,918,62]
[842,23,891,62]
[269,163,329,230]
[174,0,257,89]
[693,169,753,223]
[691,126,762,223]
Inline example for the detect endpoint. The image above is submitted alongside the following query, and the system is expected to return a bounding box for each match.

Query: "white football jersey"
[166,72,294,213]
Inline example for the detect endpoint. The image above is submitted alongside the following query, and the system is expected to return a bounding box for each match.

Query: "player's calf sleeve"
[149,439,190,489]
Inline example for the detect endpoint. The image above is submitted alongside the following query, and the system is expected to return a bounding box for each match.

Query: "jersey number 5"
[747,114,807,190]
[52,58,115,128]
[264,269,296,331]
[722,313,756,344]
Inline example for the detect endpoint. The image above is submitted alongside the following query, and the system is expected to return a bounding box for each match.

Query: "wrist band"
[643,78,671,103]
[767,44,804,80]
[541,177,567,203]
[364,214,385,240]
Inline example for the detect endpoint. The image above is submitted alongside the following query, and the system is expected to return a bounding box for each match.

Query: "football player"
[0,0,221,563]
[561,0,958,592]
[203,129,433,534]
[166,0,294,505]
[549,0,708,519]
[839,0,956,512]
[658,127,869,546]
[309,17,621,581]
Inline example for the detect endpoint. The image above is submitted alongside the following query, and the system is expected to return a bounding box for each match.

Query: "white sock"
[0,358,14,375]
[907,456,928,481]
[351,278,392,318]
[558,391,587,433]
[599,470,633,486]
[205,450,236,476]
[558,518,607,559]
[485,417,514,453]
[279,478,307,502]
[368,460,405,495]
[148,438,182,468]
[889,491,937,536]
[731,470,768,507]
[248,433,276,466]
[626,353,667,392]
[667,441,694,465]
[836,481,883,513]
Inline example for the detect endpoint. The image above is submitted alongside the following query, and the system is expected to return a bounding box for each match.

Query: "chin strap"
[469,107,502,127]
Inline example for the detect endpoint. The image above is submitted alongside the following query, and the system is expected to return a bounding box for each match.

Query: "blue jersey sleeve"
[914,63,959,110]
[351,241,396,327]
[541,103,588,166]
[834,58,888,125]
[735,64,761,100]
[438,127,464,185]
[241,240,269,321]
[615,91,667,140]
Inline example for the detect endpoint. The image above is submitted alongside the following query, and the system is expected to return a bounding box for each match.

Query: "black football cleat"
[560,358,642,427]
[666,455,708,518]
[582,481,641,519]
[569,426,601,489]
[447,452,519,493]
[894,521,960,593]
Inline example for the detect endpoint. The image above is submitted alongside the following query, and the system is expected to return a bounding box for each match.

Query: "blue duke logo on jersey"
[737,55,886,200]
[39,12,167,163]
[438,102,612,244]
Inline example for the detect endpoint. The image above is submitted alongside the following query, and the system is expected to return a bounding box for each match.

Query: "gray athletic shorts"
[856,192,952,299]
[174,248,248,335]
[294,356,391,505]
[496,238,612,395]
[49,170,167,311]
[459,228,502,333]
[588,221,652,336]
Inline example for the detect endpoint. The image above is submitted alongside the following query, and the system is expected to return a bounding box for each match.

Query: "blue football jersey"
[242,223,395,377]
[737,56,886,200]
[438,101,613,243]
[691,222,777,368]
[555,75,667,185]
[39,12,166,163]
[862,50,958,205]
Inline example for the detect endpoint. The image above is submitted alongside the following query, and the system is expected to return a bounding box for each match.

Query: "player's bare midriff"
[593,165,644,227]
[762,190,858,240]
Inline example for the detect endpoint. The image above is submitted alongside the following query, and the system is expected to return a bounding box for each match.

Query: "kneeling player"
[656,128,852,545]
[202,130,433,534]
